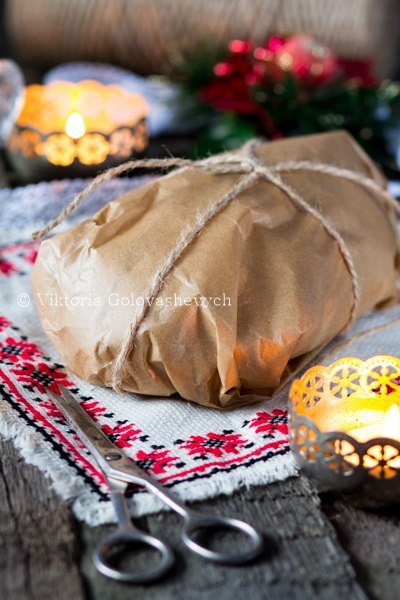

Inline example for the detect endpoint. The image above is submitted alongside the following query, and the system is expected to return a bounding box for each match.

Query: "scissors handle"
[93,486,174,584]
[93,527,174,584]
[182,512,264,565]
[129,477,264,565]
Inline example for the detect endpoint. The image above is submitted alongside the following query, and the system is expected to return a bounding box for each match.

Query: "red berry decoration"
[274,35,339,86]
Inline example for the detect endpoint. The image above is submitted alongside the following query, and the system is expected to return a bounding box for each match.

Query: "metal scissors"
[46,385,264,583]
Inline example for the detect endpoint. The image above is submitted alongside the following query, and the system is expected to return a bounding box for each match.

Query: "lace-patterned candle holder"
[289,356,400,500]
[6,80,149,182]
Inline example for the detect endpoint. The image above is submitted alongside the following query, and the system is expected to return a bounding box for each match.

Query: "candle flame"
[65,112,86,139]
[383,404,400,438]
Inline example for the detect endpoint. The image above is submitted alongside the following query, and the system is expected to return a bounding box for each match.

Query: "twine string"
[32,141,400,392]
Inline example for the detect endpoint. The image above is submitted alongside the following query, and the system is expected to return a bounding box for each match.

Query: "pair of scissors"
[46,386,264,583]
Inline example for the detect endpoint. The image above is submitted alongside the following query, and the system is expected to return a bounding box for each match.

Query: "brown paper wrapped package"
[32,132,399,409]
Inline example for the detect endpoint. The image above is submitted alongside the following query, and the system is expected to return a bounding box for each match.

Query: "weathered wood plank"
[323,495,400,600]
[4,426,399,600]
[81,477,368,600]
[0,438,86,600]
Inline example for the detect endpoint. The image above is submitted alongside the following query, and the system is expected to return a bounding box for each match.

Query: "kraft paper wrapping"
[32,132,399,409]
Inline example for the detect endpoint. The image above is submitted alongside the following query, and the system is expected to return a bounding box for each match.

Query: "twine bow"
[32,140,400,392]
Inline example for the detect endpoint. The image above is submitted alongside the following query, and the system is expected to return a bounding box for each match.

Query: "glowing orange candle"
[6,80,149,179]
[290,356,400,484]
[343,404,400,474]
[347,404,400,443]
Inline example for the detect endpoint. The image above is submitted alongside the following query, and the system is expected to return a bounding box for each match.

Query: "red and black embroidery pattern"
[0,240,40,277]
[244,410,288,438]
[0,336,41,364]
[0,312,290,499]
[176,431,253,460]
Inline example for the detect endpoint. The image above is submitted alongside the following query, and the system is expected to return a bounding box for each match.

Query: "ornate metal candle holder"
[6,80,149,181]
[289,356,400,498]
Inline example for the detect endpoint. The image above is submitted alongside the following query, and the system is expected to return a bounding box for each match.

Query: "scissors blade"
[45,385,148,485]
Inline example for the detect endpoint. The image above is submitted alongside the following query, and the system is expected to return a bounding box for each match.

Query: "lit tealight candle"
[6,80,149,180]
[345,404,400,473]
[65,112,86,139]
[347,403,400,442]
[312,391,398,434]
[290,356,400,485]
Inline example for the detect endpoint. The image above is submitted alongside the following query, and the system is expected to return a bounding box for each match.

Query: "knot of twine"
[32,140,400,393]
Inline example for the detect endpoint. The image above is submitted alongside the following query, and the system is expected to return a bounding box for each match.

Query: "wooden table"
[1,433,399,600]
